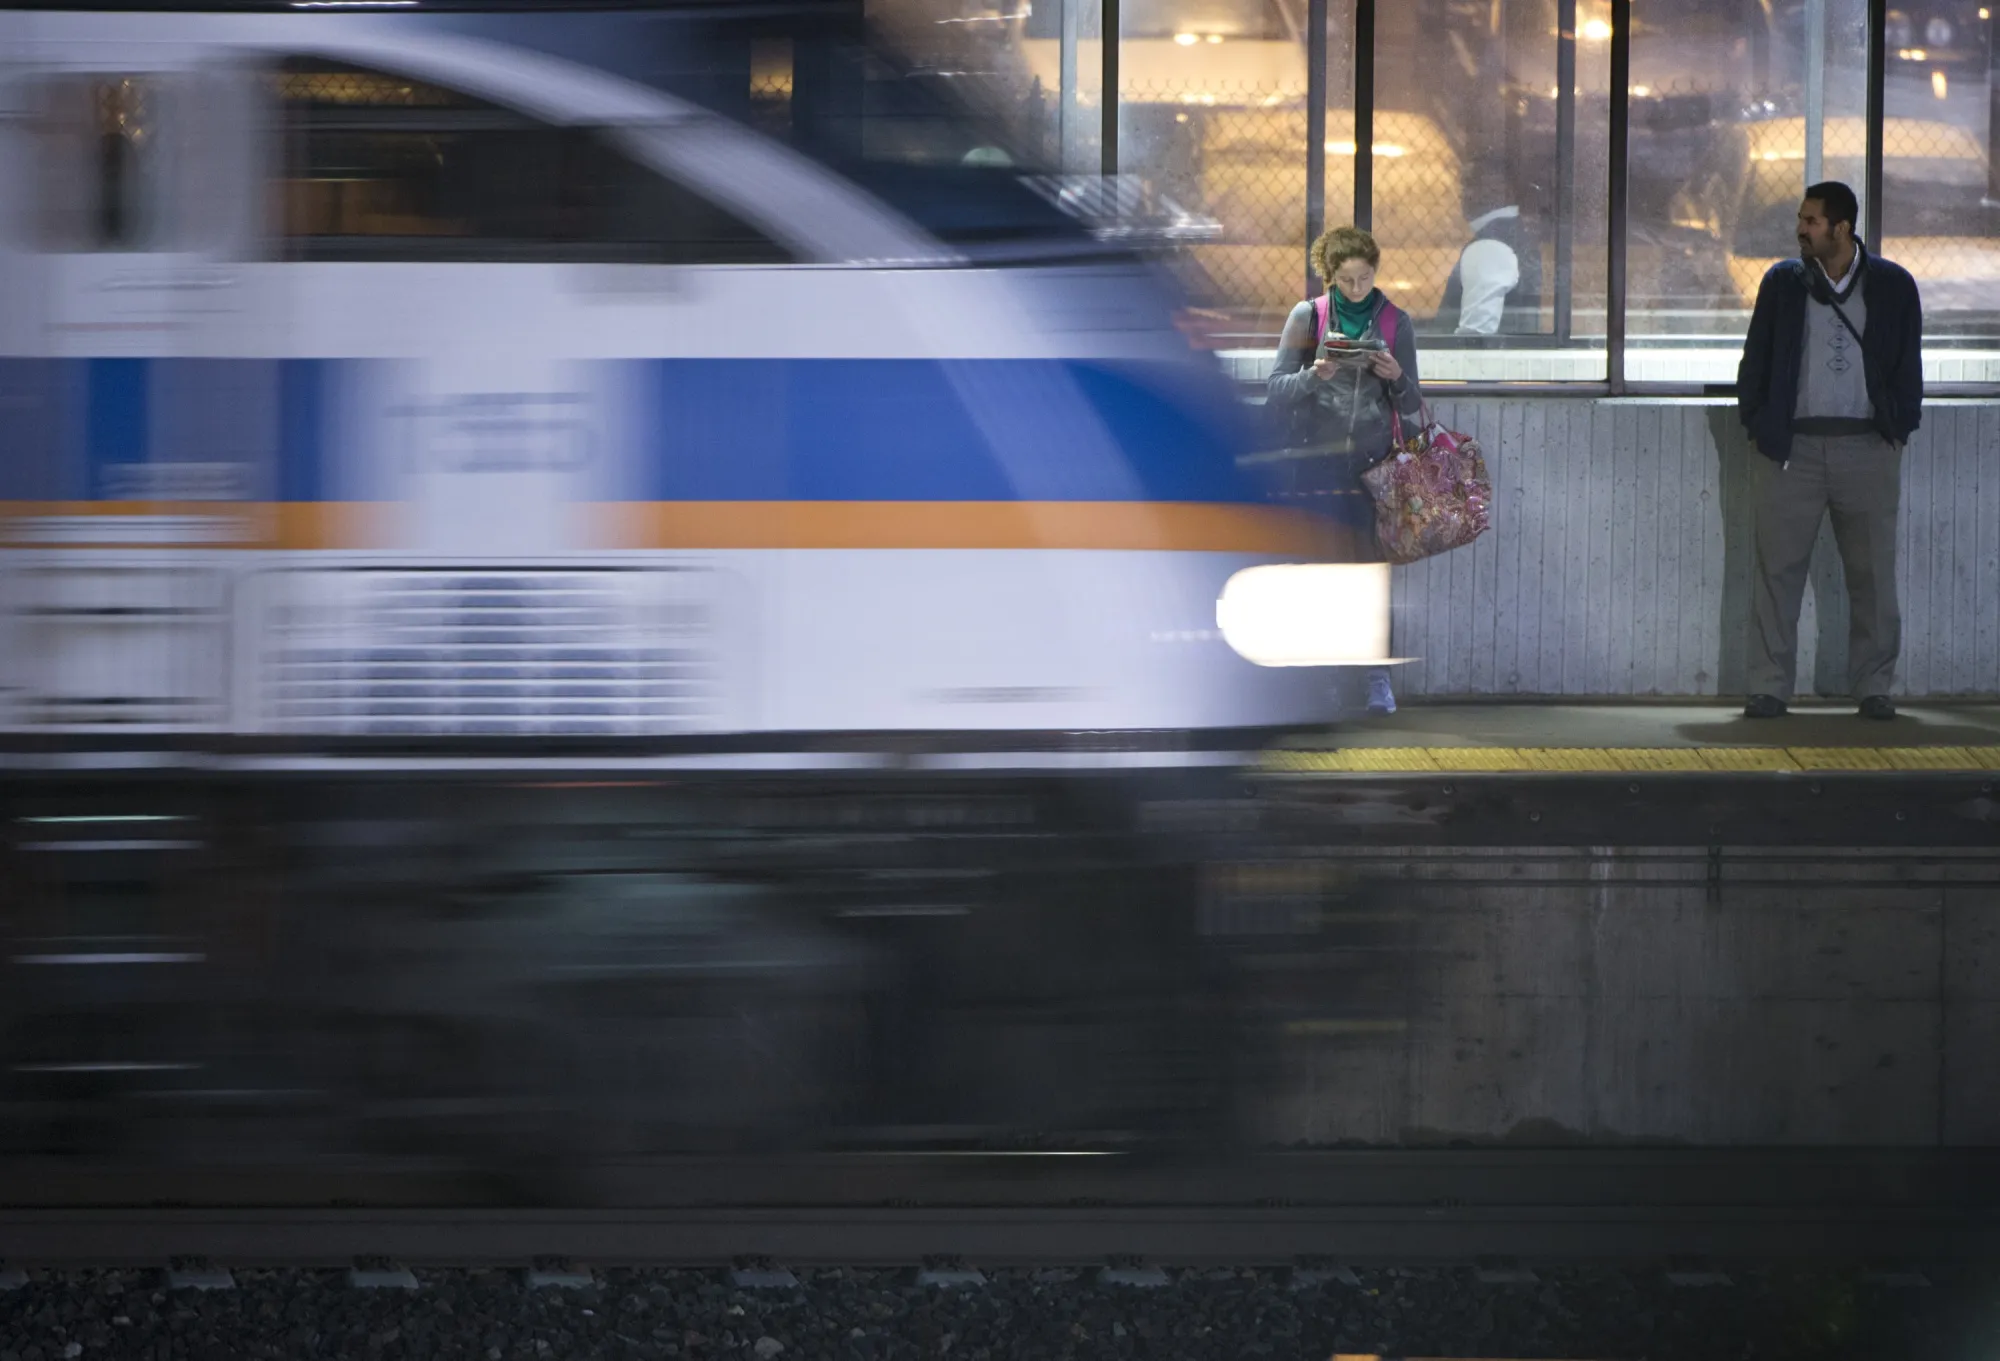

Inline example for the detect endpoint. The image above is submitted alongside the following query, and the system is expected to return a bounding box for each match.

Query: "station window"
[1117,1,1359,346]
[1622,0,1871,384]
[275,59,792,265]
[1368,0,1611,381]
[935,0,1997,387]
[1878,22,2000,363]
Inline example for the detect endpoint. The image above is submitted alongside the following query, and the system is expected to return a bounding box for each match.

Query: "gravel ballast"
[3,1263,1996,1361]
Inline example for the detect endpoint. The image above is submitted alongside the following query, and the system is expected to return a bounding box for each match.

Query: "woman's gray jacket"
[1266,295,1425,455]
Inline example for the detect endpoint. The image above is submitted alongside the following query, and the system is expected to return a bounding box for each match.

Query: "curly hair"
[1310,225,1381,284]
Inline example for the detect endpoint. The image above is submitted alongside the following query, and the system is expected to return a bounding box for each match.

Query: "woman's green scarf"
[1331,287,1380,340]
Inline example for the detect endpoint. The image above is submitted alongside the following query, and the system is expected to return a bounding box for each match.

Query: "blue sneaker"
[1366,669,1397,716]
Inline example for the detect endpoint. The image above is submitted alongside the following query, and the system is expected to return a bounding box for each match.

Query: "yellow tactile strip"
[1264,746,2000,774]
[1787,746,2000,771]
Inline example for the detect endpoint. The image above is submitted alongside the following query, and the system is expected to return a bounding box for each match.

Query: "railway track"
[3,1150,1995,1266]
[1,1201,1992,1268]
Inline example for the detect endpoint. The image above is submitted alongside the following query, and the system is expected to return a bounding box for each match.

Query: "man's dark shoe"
[1743,694,1789,719]
[1859,695,1896,720]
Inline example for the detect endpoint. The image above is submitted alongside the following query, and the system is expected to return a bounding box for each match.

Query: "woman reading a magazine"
[1266,225,1425,716]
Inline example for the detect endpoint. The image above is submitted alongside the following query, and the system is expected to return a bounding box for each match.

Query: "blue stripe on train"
[85,359,150,498]
[3,355,1264,506]
[0,359,83,500]
[279,359,326,504]
[644,358,1261,503]
[2,358,317,500]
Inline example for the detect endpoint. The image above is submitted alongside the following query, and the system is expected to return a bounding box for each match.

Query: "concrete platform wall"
[1391,398,2000,699]
[1256,848,2000,1147]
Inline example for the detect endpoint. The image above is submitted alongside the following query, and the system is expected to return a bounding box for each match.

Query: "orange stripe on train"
[0,502,385,551]
[594,503,1356,553]
[2,502,1362,557]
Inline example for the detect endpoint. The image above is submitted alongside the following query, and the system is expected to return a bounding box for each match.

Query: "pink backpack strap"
[1312,292,1330,344]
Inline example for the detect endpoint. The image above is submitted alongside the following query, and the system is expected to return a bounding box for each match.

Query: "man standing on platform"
[1735,180,1924,720]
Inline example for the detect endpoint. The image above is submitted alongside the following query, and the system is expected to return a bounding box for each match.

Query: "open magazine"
[1317,332,1389,364]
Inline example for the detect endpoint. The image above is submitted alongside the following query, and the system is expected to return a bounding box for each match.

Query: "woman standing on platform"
[1265,224,1426,715]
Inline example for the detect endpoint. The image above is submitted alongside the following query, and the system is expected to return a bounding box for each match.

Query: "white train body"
[0,5,1355,764]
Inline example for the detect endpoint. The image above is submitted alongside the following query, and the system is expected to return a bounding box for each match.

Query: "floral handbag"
[1359,305,1493,564]
[1359,407,1493,565]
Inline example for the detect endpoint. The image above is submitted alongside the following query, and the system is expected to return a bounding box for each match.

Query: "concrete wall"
[1388,398,2000,698]
[1256,848,2000,1146]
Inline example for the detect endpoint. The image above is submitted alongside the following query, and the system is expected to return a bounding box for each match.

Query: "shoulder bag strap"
[1808,259,1867,349]
[1826,294,1866,349]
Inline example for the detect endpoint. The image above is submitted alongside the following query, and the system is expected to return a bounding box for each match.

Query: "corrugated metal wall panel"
[1392,398,1998,698]
[1979,407,2000,693]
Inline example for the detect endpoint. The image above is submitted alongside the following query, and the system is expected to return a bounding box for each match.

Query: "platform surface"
[1274,703,2000,773]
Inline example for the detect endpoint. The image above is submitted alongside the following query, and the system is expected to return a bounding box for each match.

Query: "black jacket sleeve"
[1737,267,1780,431]
[1890,269,1925,443]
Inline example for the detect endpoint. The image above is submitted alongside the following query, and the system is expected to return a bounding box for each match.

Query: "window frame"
[1073,0,1994,394]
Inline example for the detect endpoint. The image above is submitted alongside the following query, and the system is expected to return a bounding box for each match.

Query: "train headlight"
[1215,564,1393,667]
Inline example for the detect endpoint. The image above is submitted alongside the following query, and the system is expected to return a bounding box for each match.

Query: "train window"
[275,60,792,264]
[32,76,166,251]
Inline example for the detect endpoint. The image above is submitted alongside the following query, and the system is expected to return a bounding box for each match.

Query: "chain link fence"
[748,45,794,141]
[1879,110,1999,325]
[1119,81,1473,339]
[1643,107,2000,330]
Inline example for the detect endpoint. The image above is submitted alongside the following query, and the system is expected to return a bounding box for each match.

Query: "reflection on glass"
[1879,10,1998,343]
[35,76,161,252]
[1376,0,1611,380]
[908,0,1107,172]
[1113,0,1352,344]
[1626,0,1868,381]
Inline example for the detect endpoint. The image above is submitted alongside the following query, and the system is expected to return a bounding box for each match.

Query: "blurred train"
[0,2,1389,1171]
[0,0,1383,756]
